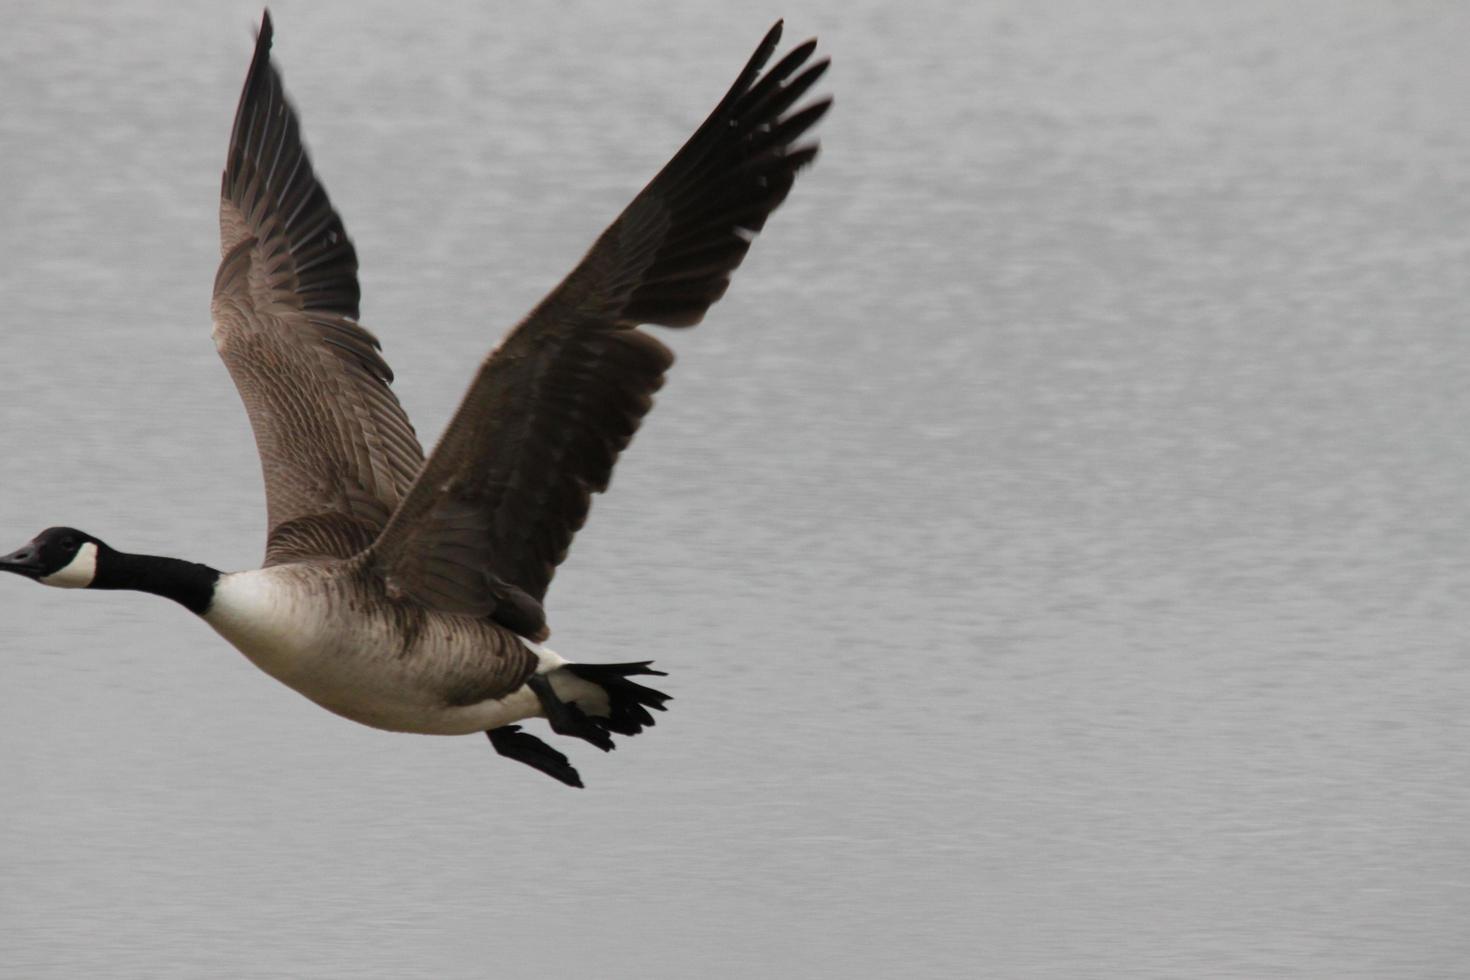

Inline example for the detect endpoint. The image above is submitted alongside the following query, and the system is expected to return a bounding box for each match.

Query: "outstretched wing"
[211,12,424,565]
[368,22,830,638]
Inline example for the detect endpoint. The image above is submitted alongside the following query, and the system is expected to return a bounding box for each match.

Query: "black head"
[0,527,106,588]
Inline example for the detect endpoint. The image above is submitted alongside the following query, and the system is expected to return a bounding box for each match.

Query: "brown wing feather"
[368,22,830,636]
[212,13,424,565]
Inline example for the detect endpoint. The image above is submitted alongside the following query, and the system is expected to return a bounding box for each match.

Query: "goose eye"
[61,537,76,550]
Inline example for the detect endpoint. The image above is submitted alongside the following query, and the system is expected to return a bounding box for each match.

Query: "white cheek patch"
[40,542,98,589]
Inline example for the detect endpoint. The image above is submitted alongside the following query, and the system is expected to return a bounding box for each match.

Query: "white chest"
[203,570,332,683]
[198,567,540,735]
[200,568,449,731]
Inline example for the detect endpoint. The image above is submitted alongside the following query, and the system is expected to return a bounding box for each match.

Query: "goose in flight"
[0,11,829,787]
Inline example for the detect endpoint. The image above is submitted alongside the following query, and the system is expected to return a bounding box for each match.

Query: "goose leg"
[486,725,584,788]
[527,673,615,752]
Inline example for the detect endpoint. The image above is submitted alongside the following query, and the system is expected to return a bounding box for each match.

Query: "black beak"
[0,544,45,579]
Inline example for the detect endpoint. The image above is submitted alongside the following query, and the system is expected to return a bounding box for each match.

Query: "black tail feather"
[565,661,672,738]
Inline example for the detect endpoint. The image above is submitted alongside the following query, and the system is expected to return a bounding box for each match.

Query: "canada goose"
[0,12,828,787]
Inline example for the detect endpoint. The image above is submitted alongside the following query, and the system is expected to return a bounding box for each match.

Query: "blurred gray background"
[3,1,1470,977]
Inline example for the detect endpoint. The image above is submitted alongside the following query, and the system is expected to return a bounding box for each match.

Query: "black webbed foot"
[487,725,584,788]
[527,674,615,752]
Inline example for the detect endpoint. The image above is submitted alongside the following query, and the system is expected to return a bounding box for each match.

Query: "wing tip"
[254,9,274,61]
[230,8,277,149]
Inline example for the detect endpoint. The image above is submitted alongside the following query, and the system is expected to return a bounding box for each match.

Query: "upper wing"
[211,12,424,565]
[367,22,830,638]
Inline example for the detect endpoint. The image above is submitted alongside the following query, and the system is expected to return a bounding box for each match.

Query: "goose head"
[0,527,107,589]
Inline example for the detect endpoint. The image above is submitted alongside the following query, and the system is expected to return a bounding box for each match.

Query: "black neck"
[92,549,221,615]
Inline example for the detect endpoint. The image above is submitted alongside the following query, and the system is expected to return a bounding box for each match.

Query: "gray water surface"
[3,1,1470,977]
